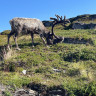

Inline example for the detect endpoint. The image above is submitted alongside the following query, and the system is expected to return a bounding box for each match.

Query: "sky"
[0,0,96,32]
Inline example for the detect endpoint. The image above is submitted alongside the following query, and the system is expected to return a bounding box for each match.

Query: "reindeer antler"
[55,14,63,21]
[50,14,70,38]
[50,14,67,23]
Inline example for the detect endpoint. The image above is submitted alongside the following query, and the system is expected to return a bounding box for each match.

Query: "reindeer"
[8,15,70,50]
[8,18,53,50]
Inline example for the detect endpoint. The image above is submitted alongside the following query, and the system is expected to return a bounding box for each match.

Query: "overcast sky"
[0,0,96,32]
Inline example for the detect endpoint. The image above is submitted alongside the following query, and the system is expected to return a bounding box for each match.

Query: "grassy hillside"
[43,14,96,30]
[70,14,96,24]
[0,28,96,95]
[0,30,10,35]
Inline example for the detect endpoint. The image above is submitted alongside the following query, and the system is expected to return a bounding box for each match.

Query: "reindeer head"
[47,31,53,39]
[45,31,53,45]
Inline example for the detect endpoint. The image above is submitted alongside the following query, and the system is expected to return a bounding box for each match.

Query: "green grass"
[0,29,96,95]
[0,30,10,35]
[70,14,96,24]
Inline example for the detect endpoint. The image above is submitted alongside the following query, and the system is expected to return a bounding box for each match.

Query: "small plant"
[3,90,12,96]
[3,62,16,72]
[84,81,96,96]
[9,63,16,72]
[35,66,51,73]
[63,50,81,62]
[67,68,80,76]
[81,48,96,61]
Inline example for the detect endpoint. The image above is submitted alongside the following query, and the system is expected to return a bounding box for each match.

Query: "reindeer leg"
[7,31,14,50]
[14,33,21,50]
[40,36,47,46]
[41,37,46,45]
[8,35,11,50]
[31,33,34,47]
[13,35,15,41]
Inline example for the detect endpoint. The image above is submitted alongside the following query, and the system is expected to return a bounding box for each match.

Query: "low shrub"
[35,66,51,73]
[84,81,96,96]
[67,68,80,76]
[3,90,12,96]
[2,62,16,72]
[62,81,96,96]
[63,48,96,62]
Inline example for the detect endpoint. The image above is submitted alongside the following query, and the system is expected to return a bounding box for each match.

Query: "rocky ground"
[0,83,66,96]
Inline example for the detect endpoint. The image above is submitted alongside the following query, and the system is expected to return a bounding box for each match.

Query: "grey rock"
[72,22,96,29]
[29,89,38,96]
[52,68,61,72]
[14,89,38,96]
[14,89,29,96]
